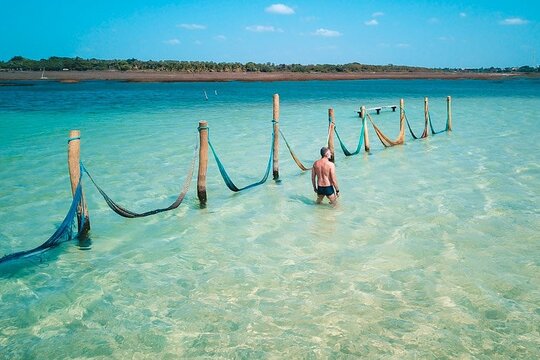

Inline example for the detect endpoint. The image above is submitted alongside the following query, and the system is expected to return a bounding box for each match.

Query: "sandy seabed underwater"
[0,79,539,358]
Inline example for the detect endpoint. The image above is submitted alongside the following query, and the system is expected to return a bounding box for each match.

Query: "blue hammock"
[208,132,274,192]
[0,170,87,264]
[334,119,365,156]
[429,112,448,134]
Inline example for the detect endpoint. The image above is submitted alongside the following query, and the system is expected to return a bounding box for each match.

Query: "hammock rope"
[428,112,448,134]
[1,100,453,264]
[208,131,274,192]
[366,113,405,147]
[82,140,198,218]
[404,110,428,139]
[0,167,87,264]
[334,119,365,156]
[279,128,312,171]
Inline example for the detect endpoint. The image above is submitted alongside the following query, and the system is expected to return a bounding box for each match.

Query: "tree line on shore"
[1,56,538,73]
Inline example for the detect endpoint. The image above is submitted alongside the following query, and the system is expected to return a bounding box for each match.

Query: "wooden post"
[272,94,279,180]
[67,130,90,235]
[423,97,429,138]
[197,121,209,206]
[327,108,335,162]
[361,106,370,152]
[399,98,405,143]
[447,96,453,131]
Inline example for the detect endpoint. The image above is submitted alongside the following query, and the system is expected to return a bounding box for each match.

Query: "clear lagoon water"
[0,78,539,358]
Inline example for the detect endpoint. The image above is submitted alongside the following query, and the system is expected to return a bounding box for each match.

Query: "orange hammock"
[279,129,312,171]
[366,112,405,147]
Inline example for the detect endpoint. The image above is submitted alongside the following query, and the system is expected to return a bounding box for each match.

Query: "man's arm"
[311,166,317,192]
[330,164,339,194]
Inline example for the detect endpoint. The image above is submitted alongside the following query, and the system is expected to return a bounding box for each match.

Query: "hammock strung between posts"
[404,110,449,139]
[0,169,88,264]
[334,120,365,156]
[404,111,429,139]
[429,112,449,135]
[209,132,274,192]
[366,113,405,147]
[279,129,312,171]
[82,141,198,218]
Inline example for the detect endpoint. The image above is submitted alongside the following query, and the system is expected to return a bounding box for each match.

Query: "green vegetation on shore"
[1,56,538,74]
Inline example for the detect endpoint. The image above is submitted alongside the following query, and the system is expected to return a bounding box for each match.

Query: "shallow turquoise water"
[0,79,539,358]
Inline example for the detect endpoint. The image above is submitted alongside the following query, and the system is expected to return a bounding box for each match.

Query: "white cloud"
[214,35,226,41]
[265,4,295,15]
[396,43,410,48]
[372,12,384,17]
[313,28,342,37]
[194,40,202,45]
[177,24,206,30]
[163,39,180,45]
[246,25,283,32]
[459,12,467,18]
[500,17,529,25]
[365,19,378,26]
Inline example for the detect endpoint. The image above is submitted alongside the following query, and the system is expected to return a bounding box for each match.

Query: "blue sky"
[1,0,539,68]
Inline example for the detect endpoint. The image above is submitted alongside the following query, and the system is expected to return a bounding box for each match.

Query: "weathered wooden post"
[272,94,280,180]
[398,98,405,143]
[361,106,370,152]
[67,130,90,236]
[327,108,335,162]
[423,97,429,138]
[447,96,453,131]
[197,120,209,207]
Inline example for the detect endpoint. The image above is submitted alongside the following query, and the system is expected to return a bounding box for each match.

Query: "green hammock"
[429,112,448,134]
[334,119,365,156]
[208,132,274,192]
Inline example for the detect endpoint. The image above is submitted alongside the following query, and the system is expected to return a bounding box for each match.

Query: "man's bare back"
[312,147,339,204]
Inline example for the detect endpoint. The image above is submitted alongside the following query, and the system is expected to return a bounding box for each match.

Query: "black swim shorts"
[316,185,335,196]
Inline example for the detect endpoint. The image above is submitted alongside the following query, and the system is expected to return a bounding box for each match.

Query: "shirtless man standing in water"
[312,147,340,205]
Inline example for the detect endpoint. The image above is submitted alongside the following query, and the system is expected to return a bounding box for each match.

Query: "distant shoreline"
[0,70,536,83]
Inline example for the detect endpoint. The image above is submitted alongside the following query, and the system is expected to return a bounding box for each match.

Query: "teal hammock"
[208,132,274,192]
[405,110,448,139]
[334,119,365,156]
[404,111,423,139]
[0,166,87,264]
[429,112,448,134]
